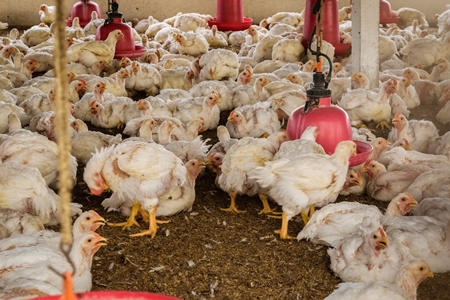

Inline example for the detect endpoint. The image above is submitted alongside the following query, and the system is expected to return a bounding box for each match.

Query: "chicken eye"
[420,267,424,271]
[86,216,91,220]
[349,174,354,179]
[373,235,377,239]
[87,238,92,243]
[401,197,406,202]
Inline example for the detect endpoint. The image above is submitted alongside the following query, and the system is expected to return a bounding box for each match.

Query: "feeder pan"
[302,0,351,56]
[66,0,102,27]
[208,0,252,31]
[379,0,399,25]
[36,291,181,300]
[350,140,373,166]
[95,0,146,59]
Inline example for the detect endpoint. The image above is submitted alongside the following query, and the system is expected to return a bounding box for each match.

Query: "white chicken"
[169,91,220,130]
[20,23,51,47]
[298,192,417,247]
[250,140,356,239]
[125,61,162,96]
[327,227,396,283]
[198,48,240,81]
[324,259,433,300]
[38,4,56,25]
[383,216,450,273]
[71,131,122,165]
[412,197,450,225]
[338,77,398,130]
[66,29,124,67]
[0,128,78,185]
[216,131,290,215]
[0,209,45,239]
[404,169,450,202]
[396,76,421,109]
[226,101,281,138]
[172,32,209,57]
[0,161,80,225]
[83,140,186,238]
[231,75,270,108]
[387,112,440,154]
[0,231,107,294]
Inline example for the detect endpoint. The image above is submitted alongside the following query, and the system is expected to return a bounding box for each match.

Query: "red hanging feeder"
[208,0,252,31]
[301,0,351,56]
[36,290,181,300]
[66,0,102,27]
[95,0,146,59]
[379,0,399,25]
[288,1,372,166]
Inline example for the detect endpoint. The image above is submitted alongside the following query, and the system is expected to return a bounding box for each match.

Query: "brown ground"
[73,104,450,300]
[2,27,450,300]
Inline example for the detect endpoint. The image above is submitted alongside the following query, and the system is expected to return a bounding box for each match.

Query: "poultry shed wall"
[2,0,447,28]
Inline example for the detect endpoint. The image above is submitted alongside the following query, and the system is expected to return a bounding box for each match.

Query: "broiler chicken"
[0,209,45,239]
[383,216,450,273]
[231,75,270,108]
[0,161,81,225]
[66,29,124,67]
[298,193,418,247]
[362,159,430,202]
[216,131,289,215]
[249,140,356,239]
[38,4,56,25]
[338,78,398,130]
[387,112,439,154]
[325,259,433,300]
[226,101,281,138]
[83,140,186,238]
[172,32,209,57]
[327,227,395,283]
[0,231,107,294]
[71,131,122,165]
[170,91,220,130]
[125,61,162,96]
[0,131,78,190]
[198,49,240,81]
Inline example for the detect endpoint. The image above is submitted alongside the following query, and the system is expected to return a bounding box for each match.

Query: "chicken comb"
[377,227,387,238]
[78,79,87,85]
[393,112,402,119]
[363,158,373,167]
[89,100,97,107]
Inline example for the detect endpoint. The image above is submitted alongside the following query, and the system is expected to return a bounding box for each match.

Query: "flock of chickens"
[1,2,450,299]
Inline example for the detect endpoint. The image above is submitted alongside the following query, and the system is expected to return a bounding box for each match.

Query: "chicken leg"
[274,212,295,239]
[107,202,141,229]
[300,205,315,225]
[258,194,280,215]
[130,207,170,238]
[221,191,246,213]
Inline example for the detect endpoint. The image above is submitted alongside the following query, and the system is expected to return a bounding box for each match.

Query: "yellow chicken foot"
[116,121,125,130]
[130,207,169,238]
[107,202,141,229]
[309,205,315,218]
[258,194,280,215]
[274,212,296,239]
[300,205,314,225]
[260,132,270,138]
[221,191,246,213]
[375,120,391,130]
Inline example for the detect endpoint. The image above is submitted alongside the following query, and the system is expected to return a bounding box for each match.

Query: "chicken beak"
[96,235,108,247]
[377,236,389,249]
[407,197,419,210]
[199,161,206,169]
[427,271,434,278]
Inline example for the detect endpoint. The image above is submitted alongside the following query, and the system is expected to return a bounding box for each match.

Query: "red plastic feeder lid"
[333,43,352,56]
[208,17,252,31]
[349,140,373,167]
[114,45,146,59]
[35,290,181,299]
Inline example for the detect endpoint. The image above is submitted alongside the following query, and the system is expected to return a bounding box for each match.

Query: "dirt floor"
[2,27,450,300]
[72,104,450,300]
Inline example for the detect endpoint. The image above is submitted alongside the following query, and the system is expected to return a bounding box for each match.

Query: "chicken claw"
[258,194,279,214]
[375,120,391,131]
[107,202,141,229]
[221,191,246,213]
[130,207,169,238]
[274,212,296,239]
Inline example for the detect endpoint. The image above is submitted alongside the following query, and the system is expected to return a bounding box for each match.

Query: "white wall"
[2,0,449,28]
